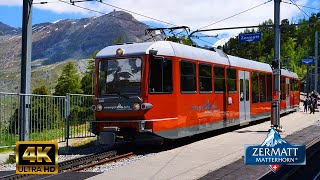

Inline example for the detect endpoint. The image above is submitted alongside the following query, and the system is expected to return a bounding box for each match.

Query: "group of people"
[303,91,319,114]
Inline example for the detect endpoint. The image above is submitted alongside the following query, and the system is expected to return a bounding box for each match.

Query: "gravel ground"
[0,139,156,173]
[79,153,156,173]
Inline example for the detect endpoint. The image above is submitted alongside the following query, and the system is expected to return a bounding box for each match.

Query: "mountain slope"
[0,10,153,69]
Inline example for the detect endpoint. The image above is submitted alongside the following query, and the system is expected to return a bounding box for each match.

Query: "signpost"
[238,32,262,42]
[301,58,315,96]
[301,58,314,65]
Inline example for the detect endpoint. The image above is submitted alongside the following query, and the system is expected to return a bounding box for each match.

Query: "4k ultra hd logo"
[16,141,58,174]
[244,128,306,173]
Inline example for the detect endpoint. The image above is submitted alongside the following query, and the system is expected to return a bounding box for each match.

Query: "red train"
[91,41,300,145]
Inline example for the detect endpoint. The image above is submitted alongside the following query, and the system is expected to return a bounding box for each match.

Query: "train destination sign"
[239,32,262,42]
[301,58,314,65]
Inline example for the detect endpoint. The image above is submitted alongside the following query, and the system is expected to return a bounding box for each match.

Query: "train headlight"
[141,103,153,110]
[133,103,140,110]
[116,48,124,56]
[96,104,103,111]
[92,105,97,111]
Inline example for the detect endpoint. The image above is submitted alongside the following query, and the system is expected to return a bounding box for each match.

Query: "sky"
[0,0,319,47]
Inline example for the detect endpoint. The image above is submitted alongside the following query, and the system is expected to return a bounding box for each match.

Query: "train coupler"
[99,127,119,146]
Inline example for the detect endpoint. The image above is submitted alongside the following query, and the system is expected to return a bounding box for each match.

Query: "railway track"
[0,150,134,180]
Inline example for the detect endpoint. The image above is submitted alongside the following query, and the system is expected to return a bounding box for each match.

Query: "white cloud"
[2,0,310,38]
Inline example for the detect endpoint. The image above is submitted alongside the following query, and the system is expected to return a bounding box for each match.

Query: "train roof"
[281,69,299,78]
[96,41,298,78]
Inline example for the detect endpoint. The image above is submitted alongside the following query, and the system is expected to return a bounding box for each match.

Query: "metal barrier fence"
[0,92,95,148]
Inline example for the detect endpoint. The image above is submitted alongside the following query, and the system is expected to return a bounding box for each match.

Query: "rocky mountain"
[0,21,20,35]
[0,10,155,70]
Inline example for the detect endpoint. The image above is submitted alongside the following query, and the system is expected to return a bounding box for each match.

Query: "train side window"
[246,79,250,101]
[199,63,212,92]
[214,66,225,92]
[259,73,266,102]
[149,57,173,93]
[180,60,196,93]
[281,76,286,100]
[252,72,259,103]
[227,68,237,92]
[240,79,244,101]
[267,74,272,102]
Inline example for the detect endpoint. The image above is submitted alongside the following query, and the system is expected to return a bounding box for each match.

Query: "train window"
[199,64,212,92]
[227,68,236,92]
[240,79,244,101]
[149,57,173,93]
[99,58,142,97]
[246,79,250,101]
[214,66,225,92]
[180,61,196,92]
[281,76,286,100]
[252,72,259,103]
[267,74,272,102]
[259,73,266,102]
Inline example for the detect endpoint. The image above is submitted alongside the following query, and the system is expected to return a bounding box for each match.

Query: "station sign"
[244,128,306,173]
[301,58,314,65]
[238,32,262,42]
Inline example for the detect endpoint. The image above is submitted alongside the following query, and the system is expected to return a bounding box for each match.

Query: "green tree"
[33,86,49,95]
[54,62,83,96]
[113,35,125,44]
[81,73,93,94]
[81,50,98,94]
[166,36,194,45]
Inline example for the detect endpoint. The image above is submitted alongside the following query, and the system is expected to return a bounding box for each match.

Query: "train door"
[239,70,250,121]
[286,78,290,109]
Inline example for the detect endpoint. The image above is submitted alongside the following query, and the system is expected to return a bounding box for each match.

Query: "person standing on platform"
[303,99,308,113]
[309,97,314,114]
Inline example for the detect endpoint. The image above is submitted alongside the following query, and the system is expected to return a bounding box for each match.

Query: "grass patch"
[72,138,96,149]
[0,122,93,148]
[4,154,15,164]
[0,147,14,154]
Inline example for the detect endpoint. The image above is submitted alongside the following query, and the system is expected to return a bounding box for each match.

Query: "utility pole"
[271,0,281,130]
[19,0,33,141]
[315,31,318,93]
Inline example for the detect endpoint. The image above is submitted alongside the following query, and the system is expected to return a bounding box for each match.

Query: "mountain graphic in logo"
[261,128,287,147]
[244,128,306,173]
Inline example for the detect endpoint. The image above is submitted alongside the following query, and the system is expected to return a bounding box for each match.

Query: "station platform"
[88,104,320,180]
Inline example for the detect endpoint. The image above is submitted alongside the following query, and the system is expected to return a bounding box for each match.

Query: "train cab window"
[227,68,236,92]
[267,74,272,102]
[252,72,259,103]
[259,73,266,102]
[180,61,196,93]
[149,57,173,93]
[214,66,225,92]
[199,64,212,92]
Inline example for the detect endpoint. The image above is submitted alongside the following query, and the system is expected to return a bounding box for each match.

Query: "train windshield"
[98,58,142,97]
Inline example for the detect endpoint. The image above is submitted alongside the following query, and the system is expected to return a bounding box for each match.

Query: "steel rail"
[0,150,119,180]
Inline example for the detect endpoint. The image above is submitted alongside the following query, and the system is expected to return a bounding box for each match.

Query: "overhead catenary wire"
[55,0,158,28]
[33,0,227,45]
[288,0,310,18]
[36,0,188,42]
[197,0,272,30]
[97,1,178,27]
[282,1,320,11]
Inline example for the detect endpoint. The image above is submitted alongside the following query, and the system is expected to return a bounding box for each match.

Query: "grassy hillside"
[0,59,91,94]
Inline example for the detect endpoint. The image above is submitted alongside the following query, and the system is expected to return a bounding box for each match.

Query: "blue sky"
[0,0,319,46]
